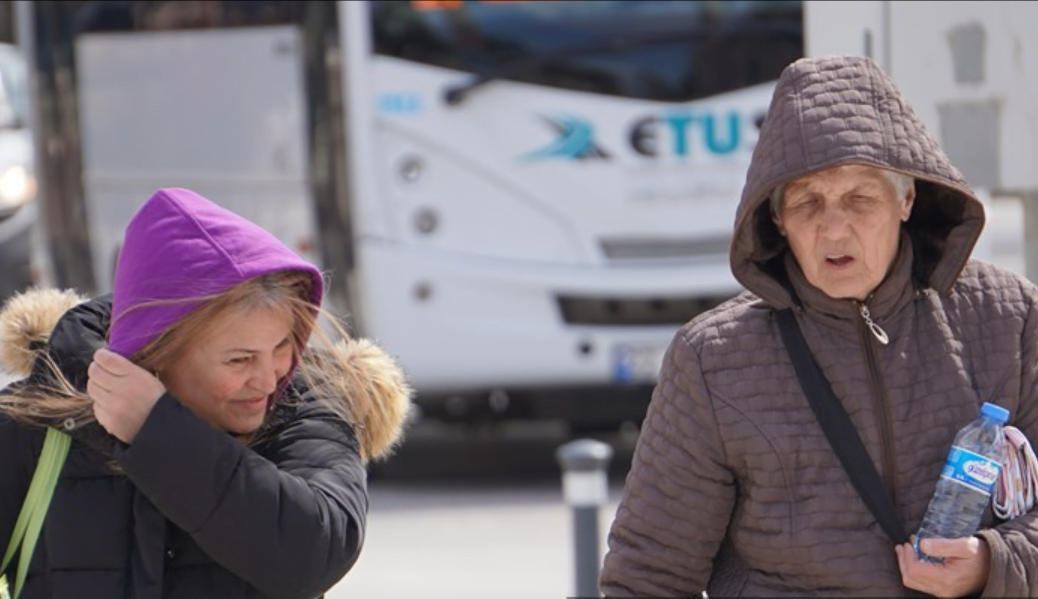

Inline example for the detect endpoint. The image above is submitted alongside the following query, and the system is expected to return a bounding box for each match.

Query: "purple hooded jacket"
[108,188,324,358]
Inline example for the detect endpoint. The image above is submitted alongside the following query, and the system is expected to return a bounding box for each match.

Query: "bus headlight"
[0,165,35,211]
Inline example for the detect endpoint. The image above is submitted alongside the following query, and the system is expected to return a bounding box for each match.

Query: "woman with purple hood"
[0,188,412,598]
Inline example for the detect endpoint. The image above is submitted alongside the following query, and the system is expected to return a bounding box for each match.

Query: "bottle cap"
[981,402,1010,423]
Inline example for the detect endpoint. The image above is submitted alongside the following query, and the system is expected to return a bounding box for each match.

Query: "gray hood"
[730,55,985,308]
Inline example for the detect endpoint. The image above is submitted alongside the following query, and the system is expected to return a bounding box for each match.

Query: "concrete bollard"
[557,439,614,599]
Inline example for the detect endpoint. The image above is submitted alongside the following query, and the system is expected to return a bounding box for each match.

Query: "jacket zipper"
[856,300,898,502]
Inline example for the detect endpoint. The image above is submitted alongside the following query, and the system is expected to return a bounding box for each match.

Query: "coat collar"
[785,231,918,331]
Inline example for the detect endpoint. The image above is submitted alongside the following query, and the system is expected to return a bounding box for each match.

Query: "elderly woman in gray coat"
[601,55,1038,597]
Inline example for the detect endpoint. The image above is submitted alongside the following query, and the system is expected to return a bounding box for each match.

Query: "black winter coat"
[0,295,389,599]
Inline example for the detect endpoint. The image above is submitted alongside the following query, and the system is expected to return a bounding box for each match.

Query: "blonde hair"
[133,270,317,383]
[1,271,366,445]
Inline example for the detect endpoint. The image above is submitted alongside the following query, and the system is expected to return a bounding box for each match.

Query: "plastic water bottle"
[914,402,1009,562]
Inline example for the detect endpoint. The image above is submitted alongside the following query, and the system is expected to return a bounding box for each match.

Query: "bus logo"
[523,114,610,161]
[377,92,422,115]
[630,110,754,157]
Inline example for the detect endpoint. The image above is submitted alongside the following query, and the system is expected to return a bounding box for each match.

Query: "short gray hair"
[769,168,914,215]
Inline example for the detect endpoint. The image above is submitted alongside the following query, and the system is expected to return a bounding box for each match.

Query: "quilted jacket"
[601,55,1038,597]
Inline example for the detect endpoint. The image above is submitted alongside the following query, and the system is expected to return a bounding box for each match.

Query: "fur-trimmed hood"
[0,288,412,462]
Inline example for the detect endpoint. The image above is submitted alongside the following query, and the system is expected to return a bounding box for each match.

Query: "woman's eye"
[787,199,816,213]
[848,195,878,210]
[228,356,251,365]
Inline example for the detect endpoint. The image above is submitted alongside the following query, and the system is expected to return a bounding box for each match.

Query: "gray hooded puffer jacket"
[601,55,1038,597]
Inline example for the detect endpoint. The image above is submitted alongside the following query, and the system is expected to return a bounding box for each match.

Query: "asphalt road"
[328,420,636,599]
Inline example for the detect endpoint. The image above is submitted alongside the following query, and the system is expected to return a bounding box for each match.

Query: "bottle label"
[940,446,1002,496]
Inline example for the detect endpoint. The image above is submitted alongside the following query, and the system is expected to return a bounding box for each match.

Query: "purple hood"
[108,188,324,358]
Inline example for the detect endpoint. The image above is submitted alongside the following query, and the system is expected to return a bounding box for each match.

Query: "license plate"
[613,343,668,383]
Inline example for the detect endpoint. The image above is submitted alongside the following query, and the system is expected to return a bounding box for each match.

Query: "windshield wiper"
[443,29,702,106]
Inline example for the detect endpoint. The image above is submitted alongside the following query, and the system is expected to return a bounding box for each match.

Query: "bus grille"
[599,236,730,261]
[557,295,728,326]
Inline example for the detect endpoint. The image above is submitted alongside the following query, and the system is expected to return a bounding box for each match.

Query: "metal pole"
[1023,191,1038,285]
[557,439,613,599]
[881,0,893,76]
[12,1,53,288]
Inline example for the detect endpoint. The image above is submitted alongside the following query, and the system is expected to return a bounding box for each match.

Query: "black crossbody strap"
[776,309,909,545]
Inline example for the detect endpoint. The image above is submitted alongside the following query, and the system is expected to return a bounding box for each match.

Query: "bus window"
[372,0,803,102]
[70,1,306,33]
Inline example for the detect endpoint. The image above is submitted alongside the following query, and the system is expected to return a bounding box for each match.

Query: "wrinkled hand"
[895,535,990,598]
[87,348,166,444]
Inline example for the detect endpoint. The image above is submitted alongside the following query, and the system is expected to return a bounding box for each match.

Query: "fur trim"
[328,338,413,463]
[0,288,88,377]
[0,289,414,462]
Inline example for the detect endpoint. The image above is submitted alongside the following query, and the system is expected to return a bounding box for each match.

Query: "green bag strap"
[2,430,61,571]
[1,428,71,599]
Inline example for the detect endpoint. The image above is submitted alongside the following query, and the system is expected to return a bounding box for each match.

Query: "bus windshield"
[372,0,803,102]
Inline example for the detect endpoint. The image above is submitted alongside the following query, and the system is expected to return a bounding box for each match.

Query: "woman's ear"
[901,186,916,222]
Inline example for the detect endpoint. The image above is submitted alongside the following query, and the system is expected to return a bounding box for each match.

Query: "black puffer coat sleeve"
[115,393,366,599]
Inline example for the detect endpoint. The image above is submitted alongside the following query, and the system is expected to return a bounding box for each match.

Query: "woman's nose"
[818,206,851,238]
[251,359,278,394]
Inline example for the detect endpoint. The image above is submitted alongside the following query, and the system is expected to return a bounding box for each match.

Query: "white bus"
[19,0,802,426]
